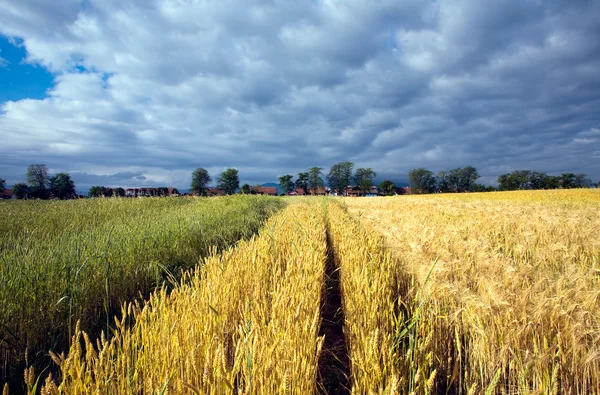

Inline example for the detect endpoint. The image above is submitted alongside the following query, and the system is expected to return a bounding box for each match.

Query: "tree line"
[190,163,380,196]
[277,163,377,195]
[2,164,77,199]
[497,170,594,190]
[407,166,598,194]
[408,166,487,194]
[2,164,598,200]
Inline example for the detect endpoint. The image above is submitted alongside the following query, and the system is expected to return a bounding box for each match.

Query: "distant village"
[1,161,596,200]
[119,185,411,198]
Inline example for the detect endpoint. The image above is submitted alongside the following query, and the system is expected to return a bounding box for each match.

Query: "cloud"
[0,50,7,67]
[0,0,599,189]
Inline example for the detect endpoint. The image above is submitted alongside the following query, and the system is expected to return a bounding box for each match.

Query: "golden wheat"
[40,201,327,394]
[345,189,600,394]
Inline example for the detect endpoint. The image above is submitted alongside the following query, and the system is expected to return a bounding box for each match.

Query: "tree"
[0,178,5,192]
[327,161,354,195]
[50,172,76,199]
[437,171,449,192]
[575,173,591,188]
[88,186,110,198]
[27,164,50,199]
[529,172,548,190]
[447,166,479,192]
[408,168,436,194]
[12,183,29,199]
[498,171,530,190]
[378,180,396,196]
[191,168,211,196]
[543,175,560,189]
[354,168,377,194]
[278,174,295,195]
[295,172,309,194]
[217,168,239,195]
[473,183,487,192]
[560,173,576,189]
[497,173,515,191]
[308,167,324,189]
[240,184,251,194]
[114,187,126,197]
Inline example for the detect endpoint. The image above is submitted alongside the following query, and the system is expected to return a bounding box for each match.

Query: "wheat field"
[0,196,283,392]
[345,189,600,394]
[3,190,599,394]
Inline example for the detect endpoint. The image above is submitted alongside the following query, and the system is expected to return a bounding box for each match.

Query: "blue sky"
[0,0,599,191]
[0,36,54,103]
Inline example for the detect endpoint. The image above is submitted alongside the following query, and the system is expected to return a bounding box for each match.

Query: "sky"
[0,0,599,191]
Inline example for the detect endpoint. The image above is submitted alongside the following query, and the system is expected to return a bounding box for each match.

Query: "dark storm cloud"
[0,0,599,189]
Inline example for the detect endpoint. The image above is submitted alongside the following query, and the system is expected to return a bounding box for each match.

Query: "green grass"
[0,195,284,389]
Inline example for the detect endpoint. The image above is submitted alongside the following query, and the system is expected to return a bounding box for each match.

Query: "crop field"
[344,190,600,394]
[0,196,284,391]
[2,190,599,394]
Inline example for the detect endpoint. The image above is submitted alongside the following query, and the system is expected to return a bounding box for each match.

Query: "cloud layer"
[1,0,599,189]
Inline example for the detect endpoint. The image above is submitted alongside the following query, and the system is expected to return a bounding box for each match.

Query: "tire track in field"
[317,227,351,395]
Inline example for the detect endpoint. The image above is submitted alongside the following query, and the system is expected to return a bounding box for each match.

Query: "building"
[125,187,180,197]
[343,186,379,197]
[0,189,13,199]
[307,187,330,196]
[250,186,278,196]
[344,186,363,197]
[395,187,412,195]
[206,188,226,196]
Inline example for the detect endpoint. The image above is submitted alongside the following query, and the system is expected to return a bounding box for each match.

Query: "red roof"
[0,189,12,199]
[250,186,277,196]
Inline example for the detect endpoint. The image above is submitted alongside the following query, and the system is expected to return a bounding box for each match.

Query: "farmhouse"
[125,187,179,197]
[0,189,13,199]
[343,186,380,197]
[206,188,226,196]
[307,187,330,196]
[288,186,332,196]
[250,186,277,196]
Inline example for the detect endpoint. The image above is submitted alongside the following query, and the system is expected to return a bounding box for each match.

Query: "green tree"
[114,187,126,197]
[295,172,309,194]
[50,172,76,199]
[437,171,449,192]
[560,173,576,188]
[88,186,105,198]
[447,166,479,192]
[543,175,560,189]
[408,168,436,194]
[327,161,354,195]
[378,180,396,196]
[278,174,295,195]
[498,171,524,190]
[473,183,488,192]
[27,164,50,199]
[191,167,211,196]
[354,168,377,194]
[308,167,324,189]
[12,183,29,199]
[529,172,548,190]
[217,168,239,195]
[240,184,251,194]
[0,177,5,192]
[575,173,591,188]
